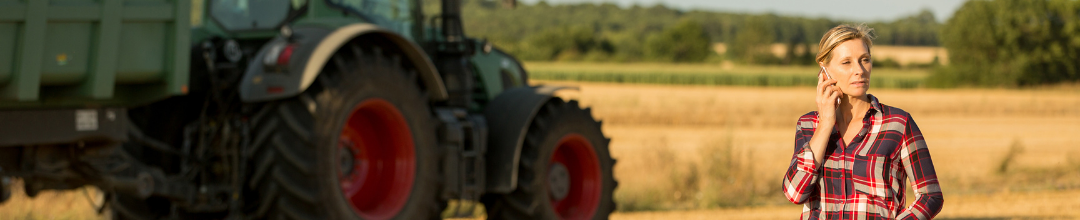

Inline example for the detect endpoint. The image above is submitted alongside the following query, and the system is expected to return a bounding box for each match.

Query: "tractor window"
[210,0,305,30]
[327,0,413,25]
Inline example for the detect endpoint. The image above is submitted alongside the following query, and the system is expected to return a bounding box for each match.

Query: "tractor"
[0,0,616,219]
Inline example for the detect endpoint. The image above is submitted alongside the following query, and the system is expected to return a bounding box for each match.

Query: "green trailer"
[0,0,189,107]
[0,0,617,219]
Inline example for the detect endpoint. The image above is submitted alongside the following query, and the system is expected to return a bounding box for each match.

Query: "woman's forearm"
[808,121,834,165]
[783,114,827,204]
[898,115,944,219]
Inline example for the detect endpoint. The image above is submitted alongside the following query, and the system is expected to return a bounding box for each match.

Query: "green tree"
[934,0,1080,87]
[454,0,943,63]
[643,19,712,62]
[872,9,939,46]
[515,26,613,61]
[728,17,778,64]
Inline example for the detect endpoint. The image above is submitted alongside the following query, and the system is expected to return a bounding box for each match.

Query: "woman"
[782,24,944,220]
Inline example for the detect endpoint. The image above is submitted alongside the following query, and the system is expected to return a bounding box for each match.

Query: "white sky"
[519,0,968,22]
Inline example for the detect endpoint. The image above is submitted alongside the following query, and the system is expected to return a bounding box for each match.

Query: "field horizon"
[525,61,934,89]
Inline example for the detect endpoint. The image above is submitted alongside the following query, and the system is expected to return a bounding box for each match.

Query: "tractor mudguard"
[483,85,577,193]
[239,23,448,102]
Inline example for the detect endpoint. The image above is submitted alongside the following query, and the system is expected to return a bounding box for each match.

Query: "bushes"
[455,0,942,64]
[644,19,712,62]
[515,26,614,61]
[726,17,777,64]
[513,19,713,63]
[934,0,1080,87]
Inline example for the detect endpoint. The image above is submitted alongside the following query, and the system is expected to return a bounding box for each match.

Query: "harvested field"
[0,181,105,220]
[3,79,1078,219]
[612,189,1080,219]
[541,80,1080,218]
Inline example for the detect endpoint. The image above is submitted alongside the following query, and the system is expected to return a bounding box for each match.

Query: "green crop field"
[524,62,930,89]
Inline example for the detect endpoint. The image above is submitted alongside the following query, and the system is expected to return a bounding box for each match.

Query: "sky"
[518,0,968,22]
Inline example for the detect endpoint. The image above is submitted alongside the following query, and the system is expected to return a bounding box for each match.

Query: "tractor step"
[435,108,488,202]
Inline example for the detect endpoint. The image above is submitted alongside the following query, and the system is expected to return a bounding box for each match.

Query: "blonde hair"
[816,24,875,65]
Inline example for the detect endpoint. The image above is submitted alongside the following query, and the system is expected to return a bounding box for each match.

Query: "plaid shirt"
[783,95,944,220]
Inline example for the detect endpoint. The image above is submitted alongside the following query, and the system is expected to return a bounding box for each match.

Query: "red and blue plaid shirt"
[783,94,944,220]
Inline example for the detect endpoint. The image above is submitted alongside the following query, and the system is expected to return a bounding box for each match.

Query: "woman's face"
[822,39,872,98]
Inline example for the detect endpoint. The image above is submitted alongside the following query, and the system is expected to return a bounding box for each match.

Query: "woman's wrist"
[817,115,836,127]
[814,118,835,137]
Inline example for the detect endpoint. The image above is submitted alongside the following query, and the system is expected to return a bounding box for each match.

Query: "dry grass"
[872,45,950,65]
[4,79,1079,219]
[613,189,1080,219]
[539,80,1080,218]
[0,180,106,220]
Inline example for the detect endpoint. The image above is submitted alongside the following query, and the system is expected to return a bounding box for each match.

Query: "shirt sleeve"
[782,114,822,204]
[896,114,944,220]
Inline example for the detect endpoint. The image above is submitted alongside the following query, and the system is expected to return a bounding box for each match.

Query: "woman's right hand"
[816,69,840,125]
[807,69,841,164]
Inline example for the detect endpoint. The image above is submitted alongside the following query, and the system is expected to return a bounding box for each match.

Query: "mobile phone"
[820,66,841,104]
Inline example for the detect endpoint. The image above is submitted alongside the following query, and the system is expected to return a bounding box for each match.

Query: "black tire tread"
[270,135,314,174]
[483,98,617,220]
[245,99,321,220]
[244,42,441,220]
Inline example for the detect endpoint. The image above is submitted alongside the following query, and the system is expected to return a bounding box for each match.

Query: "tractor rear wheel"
[243,44,441,220]
[482,98,617,220]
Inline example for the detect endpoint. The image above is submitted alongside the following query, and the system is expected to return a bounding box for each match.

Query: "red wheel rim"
[338,98,415,220]
[549,133,602,220]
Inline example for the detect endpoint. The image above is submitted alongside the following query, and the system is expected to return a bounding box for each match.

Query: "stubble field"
[541,80,1080,219]
[3,77,1080,219]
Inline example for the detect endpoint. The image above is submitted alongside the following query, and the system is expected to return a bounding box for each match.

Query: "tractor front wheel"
[482,98,617,220]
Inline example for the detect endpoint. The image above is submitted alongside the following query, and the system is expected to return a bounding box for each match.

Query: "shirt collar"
[867,94,883,114]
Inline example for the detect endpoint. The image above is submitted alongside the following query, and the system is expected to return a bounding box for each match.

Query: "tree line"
[430,0,941,64]
[931,0,1080,87]
[434,0,1080,86]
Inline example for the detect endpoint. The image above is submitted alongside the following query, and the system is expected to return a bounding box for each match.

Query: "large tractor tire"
[243,43,442,220]
[482,98,617,220]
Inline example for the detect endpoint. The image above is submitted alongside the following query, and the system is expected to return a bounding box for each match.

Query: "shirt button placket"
[840,142,847,209]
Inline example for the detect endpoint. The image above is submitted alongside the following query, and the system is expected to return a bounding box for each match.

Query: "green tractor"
[0,0,617,219]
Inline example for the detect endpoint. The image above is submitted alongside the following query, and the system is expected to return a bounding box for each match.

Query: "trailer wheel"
[482,98,617,220]
[244,44,441,220]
